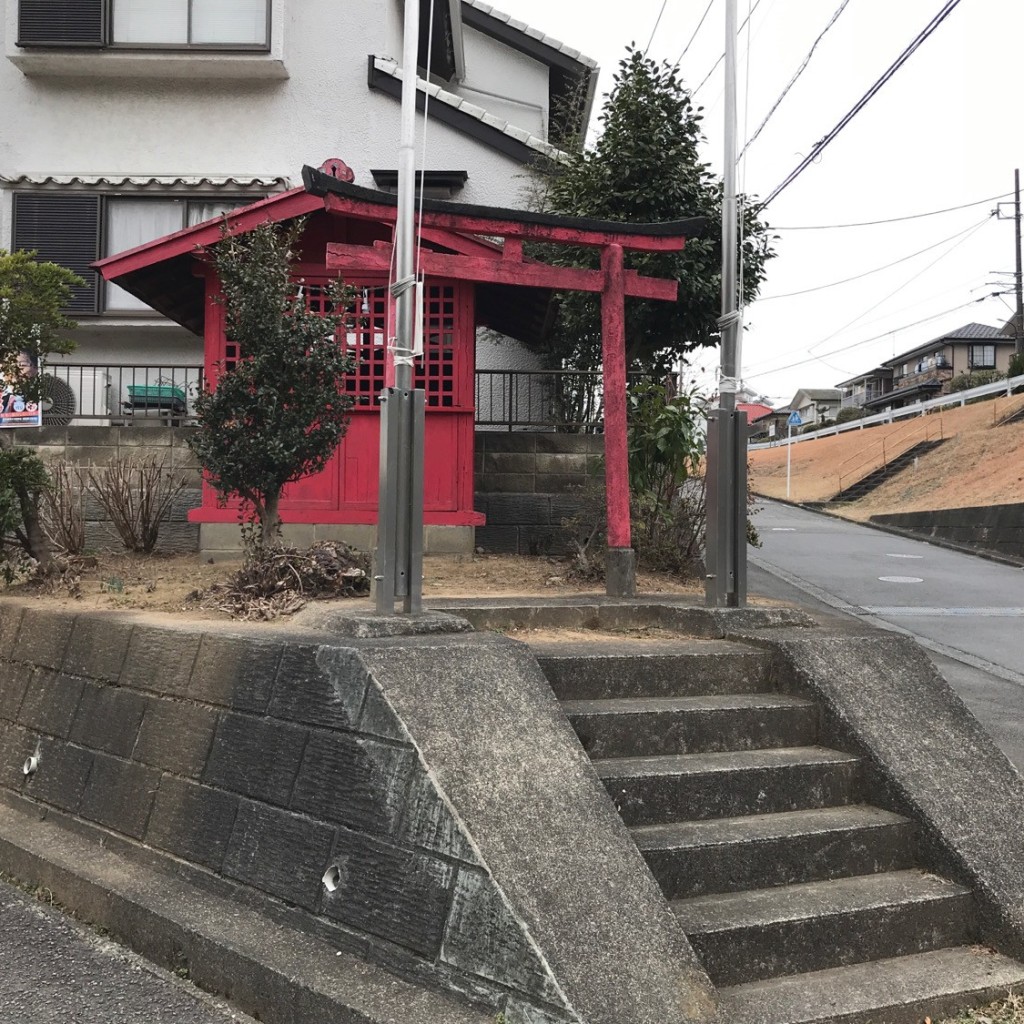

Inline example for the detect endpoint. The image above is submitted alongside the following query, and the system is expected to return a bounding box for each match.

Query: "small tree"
[0,249,82,405]
[0,250,83,564]
[187,219,356,543]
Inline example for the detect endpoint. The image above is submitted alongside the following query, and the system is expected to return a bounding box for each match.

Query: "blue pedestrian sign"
[787,411,803,428]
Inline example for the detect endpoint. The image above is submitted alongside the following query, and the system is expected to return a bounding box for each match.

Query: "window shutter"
[13,194,102,314]
[18,0,105,47]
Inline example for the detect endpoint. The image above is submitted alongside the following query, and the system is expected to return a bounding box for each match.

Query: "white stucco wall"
[0,0,567,369]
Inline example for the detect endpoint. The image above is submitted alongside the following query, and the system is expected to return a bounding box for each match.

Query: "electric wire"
[761,0,965,207]
[673,0,716,68]
[739,0,852,158]
[807,214,992,352]
[646,0,670,53]
[772,192,1012,230]
[691,0,765,93]
[756,217,993,302]
[743,293,1010,381]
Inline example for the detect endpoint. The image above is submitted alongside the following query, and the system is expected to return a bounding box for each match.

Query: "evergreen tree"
[187,220,356,543]
[537,48,774,374]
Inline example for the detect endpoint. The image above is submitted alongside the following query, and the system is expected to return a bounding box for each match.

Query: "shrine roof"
[94,169,704,342]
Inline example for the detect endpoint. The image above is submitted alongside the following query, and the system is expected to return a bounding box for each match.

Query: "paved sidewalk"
[0,879,254,1024]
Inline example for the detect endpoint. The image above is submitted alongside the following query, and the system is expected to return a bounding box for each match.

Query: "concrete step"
[562,693,818,758]
[717,945,1024,1024]
[596,746,861,827]
[534,640,775,700]
[673,869,975,986]
[633,805,917,898]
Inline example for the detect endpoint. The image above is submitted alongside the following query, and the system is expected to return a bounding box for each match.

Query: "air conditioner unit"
[70,370,112,426]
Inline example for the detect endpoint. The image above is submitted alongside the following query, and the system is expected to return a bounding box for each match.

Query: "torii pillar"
[601,243,635,596]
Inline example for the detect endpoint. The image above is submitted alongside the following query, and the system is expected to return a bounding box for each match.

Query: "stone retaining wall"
[0,605,570,1023]
[474,431,603,555]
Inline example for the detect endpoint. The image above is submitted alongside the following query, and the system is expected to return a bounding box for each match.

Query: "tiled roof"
[0,173,289,190]
[883,322,1007,367]
[371,57,567,163]
[462,1,598,69]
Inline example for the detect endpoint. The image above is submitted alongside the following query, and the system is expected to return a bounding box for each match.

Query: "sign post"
[786,410,802,499]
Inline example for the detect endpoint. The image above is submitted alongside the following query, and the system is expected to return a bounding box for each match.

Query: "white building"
[1,0,596,418]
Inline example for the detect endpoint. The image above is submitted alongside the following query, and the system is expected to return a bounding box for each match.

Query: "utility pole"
[1015,168,1023,354]
[705,0,747,608]
[375,0,425,615]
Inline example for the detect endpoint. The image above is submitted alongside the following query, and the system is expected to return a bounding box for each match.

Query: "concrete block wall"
[474,431,603,555]
[7,425,201,553]
[0,604,572,1023]
[870,504,1024,562]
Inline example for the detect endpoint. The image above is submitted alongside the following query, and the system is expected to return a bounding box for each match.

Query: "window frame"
[17,0,271,53]
[12,191,263,317]
[967,343,997,370]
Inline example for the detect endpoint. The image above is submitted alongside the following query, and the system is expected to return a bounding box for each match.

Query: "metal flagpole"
[705,0,747,608]
[375,0,425,615]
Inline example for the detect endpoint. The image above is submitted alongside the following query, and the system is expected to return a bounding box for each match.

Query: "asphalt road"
[0,878,255,1024]
[749,499,1024,772]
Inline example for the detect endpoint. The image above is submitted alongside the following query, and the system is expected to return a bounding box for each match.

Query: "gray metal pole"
[705,0,746,608]
[375,0,424,614]
[1015,168,1023,355]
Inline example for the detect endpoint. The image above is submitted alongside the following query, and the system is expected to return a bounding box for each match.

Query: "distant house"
[788,388,842,426]
[840,323,1014,414]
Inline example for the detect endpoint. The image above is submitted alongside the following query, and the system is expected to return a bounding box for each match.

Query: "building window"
[113,0,269,47]
[968,344,996,370]
[18,0,269,49]
[13,192,256,315]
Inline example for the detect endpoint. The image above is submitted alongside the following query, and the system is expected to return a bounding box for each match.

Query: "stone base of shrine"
[198,523,474,561]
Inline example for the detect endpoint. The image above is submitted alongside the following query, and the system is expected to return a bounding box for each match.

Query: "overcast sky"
[496,0,1024,406]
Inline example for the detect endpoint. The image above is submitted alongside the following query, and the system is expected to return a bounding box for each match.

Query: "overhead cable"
[673,0,716,68]
[646,0,670,54]
[742,292,1009,381]
[739,0,852,158]
[757,217,993,302]
[691,0,764,93]
[773,191,1012,229]
[760,0,965,207]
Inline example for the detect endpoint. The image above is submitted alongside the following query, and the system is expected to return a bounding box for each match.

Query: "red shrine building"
[96,163,699,558]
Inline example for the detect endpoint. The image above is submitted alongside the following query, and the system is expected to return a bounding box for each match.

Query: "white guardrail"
[749,373,1024,451]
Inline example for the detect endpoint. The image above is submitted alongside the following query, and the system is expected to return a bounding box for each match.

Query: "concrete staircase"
[534,639,1024,1024]
[834,439,945,503]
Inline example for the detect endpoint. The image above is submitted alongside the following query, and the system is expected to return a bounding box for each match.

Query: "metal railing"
[751,372,1024,451]
[44,363,205,424]
[43,364,685,431]
[836,414,943,495]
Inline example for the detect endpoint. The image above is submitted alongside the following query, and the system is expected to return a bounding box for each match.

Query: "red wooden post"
[601,243,636,596]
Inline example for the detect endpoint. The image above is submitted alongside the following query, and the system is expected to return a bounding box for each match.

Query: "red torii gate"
[308,168,700,595]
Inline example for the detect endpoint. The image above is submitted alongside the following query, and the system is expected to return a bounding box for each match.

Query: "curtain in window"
[192,0,267,45]
[186,200,244,226]
[106,200,183,311]
[113,0,187,43]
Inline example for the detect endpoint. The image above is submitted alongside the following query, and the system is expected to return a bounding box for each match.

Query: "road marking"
[886,553,923,559]
[771,528,797,532]
[878,575,924,583]
[862,607,1024,617]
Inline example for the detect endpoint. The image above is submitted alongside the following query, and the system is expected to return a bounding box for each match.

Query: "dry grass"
[937,992,1024,1023]
[750,393,1024,516]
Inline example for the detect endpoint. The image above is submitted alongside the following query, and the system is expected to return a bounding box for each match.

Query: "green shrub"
[947,369,1005,393]
[835,406,864,424]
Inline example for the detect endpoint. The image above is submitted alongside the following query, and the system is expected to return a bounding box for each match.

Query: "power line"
[743,293,1009,382]
[691,0,764,93]
[774,192,1012,230]
[761,0,965,208]
[739,0,852,158]
[673,0,715,68]
[645,0,670,54]
[807,214,991,352]
[757,217,993,302]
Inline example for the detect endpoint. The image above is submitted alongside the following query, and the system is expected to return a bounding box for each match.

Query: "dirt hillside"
[749,392,1024,519]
